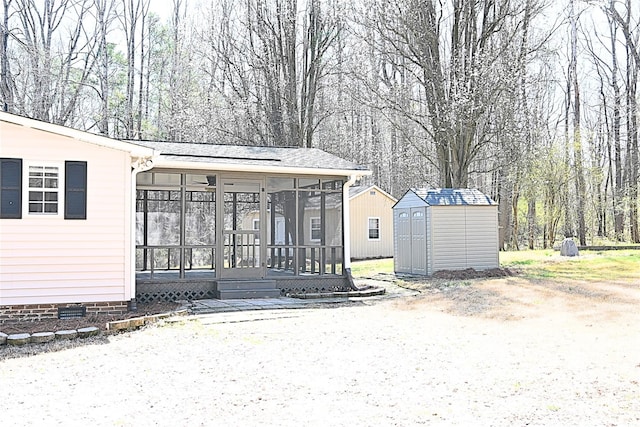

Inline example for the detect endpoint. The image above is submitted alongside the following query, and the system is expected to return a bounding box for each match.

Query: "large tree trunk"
[1,0,14,112]
[569,0,587,246]
[607,0,625,240]
[626,46,639,242]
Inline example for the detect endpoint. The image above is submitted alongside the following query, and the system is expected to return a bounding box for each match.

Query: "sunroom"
[133,142,369,301]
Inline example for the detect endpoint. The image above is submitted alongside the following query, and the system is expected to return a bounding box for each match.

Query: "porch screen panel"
[267,178,296,274]
[185,189,216,270]
[267,177,343,277]
[144,189,181,270]
[323,191,343,275]
[298,189,320,274]
[323,191,343,246]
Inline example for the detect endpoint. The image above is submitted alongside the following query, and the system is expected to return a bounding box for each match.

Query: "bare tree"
[1,0,14,112]
[92,0,118,135]
[119,0,142,138]
[368,0,547,189]
[606,0,639,242]
[9,0,99,124]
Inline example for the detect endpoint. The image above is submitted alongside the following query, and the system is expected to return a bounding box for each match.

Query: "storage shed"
[349,184,397,259]
[393,188,498,275]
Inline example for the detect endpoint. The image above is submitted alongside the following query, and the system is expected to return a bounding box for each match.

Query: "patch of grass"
[501,249,640,282]
[500,249,556,266]
[351,250,639,283]
[507,259,535,266]
[350,258,394,278]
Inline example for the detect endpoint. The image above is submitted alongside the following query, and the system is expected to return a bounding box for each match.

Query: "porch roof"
[133,140,370,177]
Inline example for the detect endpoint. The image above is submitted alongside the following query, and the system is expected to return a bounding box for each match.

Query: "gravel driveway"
[1,277,639,426]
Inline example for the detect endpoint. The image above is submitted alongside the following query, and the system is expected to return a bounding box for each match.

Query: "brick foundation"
[0,301,129,324]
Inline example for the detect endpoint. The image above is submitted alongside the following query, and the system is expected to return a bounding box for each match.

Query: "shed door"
[410,209,427,274]
[395,209,411,273]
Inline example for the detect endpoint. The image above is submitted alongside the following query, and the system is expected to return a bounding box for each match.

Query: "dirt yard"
[1,274,639,426]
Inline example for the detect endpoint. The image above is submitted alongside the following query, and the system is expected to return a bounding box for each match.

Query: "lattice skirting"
[136,276,351,302]
[275,277,352,295]
[136,281,216,303]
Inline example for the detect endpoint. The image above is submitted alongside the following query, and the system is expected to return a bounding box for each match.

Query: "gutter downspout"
[343,174,358,290]
[129,156,155,311]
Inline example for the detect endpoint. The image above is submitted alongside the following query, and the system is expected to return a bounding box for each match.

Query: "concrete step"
[216,288,282,299]
[216,280,277,291]
[215,280,280,299]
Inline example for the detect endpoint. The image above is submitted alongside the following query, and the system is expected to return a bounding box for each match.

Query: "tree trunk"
[607,0,625,240]
[1,0,14,112]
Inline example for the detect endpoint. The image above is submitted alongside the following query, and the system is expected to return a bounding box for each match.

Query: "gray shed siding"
[393,189,498,275]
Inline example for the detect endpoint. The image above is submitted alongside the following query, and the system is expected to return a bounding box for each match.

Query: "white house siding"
[349,187,396,259]
[0,122,132,305]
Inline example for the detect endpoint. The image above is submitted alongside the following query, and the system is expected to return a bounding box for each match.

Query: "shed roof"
[408,188,496,206]
[134,140,369,177]
[348,184,397,202]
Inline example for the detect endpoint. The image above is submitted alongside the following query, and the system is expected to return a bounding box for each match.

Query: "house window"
[65,161,87,219]
[0,158,22,218]
[28,165,60,214]
[1,159,87,220]
[310,217,321,241]
[253,219,260,230]
[368,217,380,240]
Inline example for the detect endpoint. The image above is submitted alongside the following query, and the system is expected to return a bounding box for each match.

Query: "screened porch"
[135,170,345,282]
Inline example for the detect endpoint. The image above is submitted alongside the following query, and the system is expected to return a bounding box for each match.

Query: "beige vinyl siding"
[0,121,133,305]
[350,187,395,259]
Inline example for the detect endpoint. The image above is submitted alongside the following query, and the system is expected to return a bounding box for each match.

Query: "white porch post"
[342,174,358,271]
[129,157,154,310]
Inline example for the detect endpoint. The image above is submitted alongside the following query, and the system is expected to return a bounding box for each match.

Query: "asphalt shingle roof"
[132,140,366,172]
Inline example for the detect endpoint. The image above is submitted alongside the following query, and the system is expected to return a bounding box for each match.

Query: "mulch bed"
[0,301,181,335]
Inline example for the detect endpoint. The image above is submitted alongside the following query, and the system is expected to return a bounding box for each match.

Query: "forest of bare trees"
[1,0,638,248]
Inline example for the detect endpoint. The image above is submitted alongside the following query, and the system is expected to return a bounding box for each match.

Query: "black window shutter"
[65,161,87,219]
[0,158,22,219]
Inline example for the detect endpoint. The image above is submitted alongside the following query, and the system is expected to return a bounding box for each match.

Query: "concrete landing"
[188,296,345,314]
